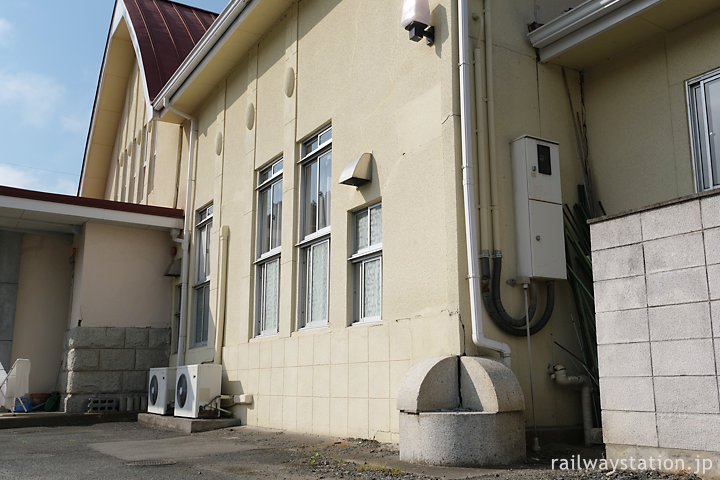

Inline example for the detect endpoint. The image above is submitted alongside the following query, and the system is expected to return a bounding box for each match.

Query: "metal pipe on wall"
[458,0,511,362]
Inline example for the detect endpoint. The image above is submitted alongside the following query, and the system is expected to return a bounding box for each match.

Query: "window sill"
[296,322,329,333]
[250,332,279,342]
[352,318,382,326]
[348,246,382,262]
[296,228,331,247]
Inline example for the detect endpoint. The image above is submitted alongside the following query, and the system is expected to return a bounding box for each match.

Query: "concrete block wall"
[591,193,720,474]
[59,326,170,412]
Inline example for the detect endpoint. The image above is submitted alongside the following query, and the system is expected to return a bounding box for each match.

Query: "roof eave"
[78,0,154,197]
[528,0,664,63]
[152,0,255,119]
[1,186,184,232]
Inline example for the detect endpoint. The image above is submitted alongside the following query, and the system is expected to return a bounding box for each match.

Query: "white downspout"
[163,101,197,368]
[484,0,501,253]
[213,225,229,364]
[458,0,511,362]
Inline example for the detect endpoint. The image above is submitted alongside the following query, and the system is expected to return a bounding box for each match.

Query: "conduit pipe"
[161,101,197,368]
[484,0,501,253]
[458,0,511,363]
[550,364,593,446]
[213,225,230,364]
[475,0,555,335]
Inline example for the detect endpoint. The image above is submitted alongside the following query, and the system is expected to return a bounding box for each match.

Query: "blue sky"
[0,0,228,195]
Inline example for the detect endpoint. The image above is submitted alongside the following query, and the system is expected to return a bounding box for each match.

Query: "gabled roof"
[79,0,219,198]
[125,0,217,102]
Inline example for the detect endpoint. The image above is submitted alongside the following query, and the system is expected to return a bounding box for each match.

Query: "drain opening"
[125,459,177,466]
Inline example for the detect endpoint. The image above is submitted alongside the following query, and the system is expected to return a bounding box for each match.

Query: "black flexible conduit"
[481,254,555,336]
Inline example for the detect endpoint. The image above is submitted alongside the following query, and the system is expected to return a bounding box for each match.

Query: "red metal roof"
[124,0,219,101]
[0,185,184,219]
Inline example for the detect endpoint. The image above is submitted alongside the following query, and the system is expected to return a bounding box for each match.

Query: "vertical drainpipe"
[213,225,229,364]
[162,100,197,368]
[458,0,511,363]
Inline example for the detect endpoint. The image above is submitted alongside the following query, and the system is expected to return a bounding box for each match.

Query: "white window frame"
[687,68,720,192]
[297,126,332,330]
[350,203,382,324]
[255,158,283,337]
[193,203,213,347]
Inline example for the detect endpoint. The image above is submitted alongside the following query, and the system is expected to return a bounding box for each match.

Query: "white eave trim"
[80,0,154,195]
[152,0,255,117]
[528,0,665,63]
[0,195,184,231]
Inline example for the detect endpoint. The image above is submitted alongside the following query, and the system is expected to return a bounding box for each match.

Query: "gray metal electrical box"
[511,136,566,281]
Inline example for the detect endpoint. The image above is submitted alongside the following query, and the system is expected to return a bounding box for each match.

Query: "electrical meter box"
[511,136,566,281]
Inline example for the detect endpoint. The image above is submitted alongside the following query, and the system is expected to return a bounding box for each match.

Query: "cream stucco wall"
[103,59,182,209]
[154,0,590,440]
[11,234,72,393]
[456,0,587,430]
[582,8,720,215]
[69,222,174,330]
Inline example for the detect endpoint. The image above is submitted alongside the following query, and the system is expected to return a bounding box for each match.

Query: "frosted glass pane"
[194,285,209,345]
[204,223,212,278]
[356,210,368,251]
[262,259,279,333]
[318,152,332,230]
[258,188,271,254]
[196,227,206,281]
[310,241,329,324]
[370,205,382,246]
[303,162,318,237]
[271,181,282,249]
[363,258,381,319]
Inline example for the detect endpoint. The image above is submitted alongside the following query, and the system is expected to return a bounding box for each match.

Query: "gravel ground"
[0,421,707,480]
[291,438,704,480]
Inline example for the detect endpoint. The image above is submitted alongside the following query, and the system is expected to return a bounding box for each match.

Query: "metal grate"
[125,459,177,466]
[86,398,118,413]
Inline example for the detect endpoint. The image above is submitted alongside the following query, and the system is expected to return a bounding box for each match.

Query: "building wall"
[583,8,720,215]
[58,326,170,413]
[0,231,23,370]
[11,234,73,393]
[590,192,720,478]
[155,0,589,440]
[69,222,174,330]
[104,59,182,209]
[463,0,588,430]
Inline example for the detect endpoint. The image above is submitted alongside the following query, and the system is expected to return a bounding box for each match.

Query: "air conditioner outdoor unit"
[174,364,222,418]
[147,367,176,415]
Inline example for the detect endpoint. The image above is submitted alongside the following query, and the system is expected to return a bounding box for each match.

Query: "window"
[172,284,181,354]
[148,121,157,195]
[298,126,332,329]
[351,204,382,323]
[688,69,720,191]
[255,158,283,336]
[137,126,148,202]
[193,204,213,347]
[129,140,137,202]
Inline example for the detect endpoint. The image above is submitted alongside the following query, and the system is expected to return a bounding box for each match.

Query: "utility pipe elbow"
[550,364,587,388]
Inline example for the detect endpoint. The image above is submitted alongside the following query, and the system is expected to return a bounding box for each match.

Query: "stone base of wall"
[58,327,170,413]
[607,444,720,479]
